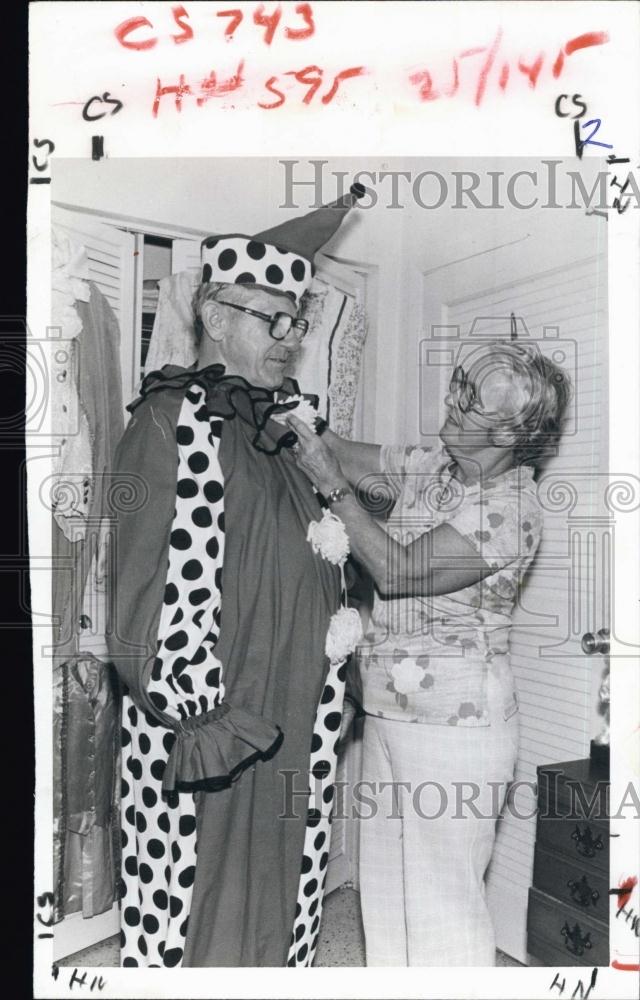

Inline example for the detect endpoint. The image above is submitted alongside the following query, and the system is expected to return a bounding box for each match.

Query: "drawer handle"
[561,921,592,957]
[571,823,603,858]
[567,875,600,908]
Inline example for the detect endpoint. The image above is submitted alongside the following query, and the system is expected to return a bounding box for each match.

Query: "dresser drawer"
[537,759,609,822]
[536,815,609,874]
[527,887,609,966]
[533,845,609,920]
[529,932,593,967]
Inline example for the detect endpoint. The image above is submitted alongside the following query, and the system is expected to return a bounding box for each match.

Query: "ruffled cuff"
[162,702,283,793]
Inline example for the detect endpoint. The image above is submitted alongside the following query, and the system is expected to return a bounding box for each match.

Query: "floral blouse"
[356,444,543,727]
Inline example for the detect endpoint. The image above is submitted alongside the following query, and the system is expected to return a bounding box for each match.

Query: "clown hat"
[200,183,365,303]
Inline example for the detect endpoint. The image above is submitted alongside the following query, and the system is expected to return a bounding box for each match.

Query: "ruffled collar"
[129,363,317,456]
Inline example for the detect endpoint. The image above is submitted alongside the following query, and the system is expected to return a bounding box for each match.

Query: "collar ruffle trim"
[129,363,319,456]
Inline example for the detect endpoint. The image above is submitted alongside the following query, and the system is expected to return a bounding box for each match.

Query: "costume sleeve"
[107,395,179,709]
[108,387,281,793]
[444,481,543,572]
[112,389,282,791]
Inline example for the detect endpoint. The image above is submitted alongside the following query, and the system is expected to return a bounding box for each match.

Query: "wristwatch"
[327,486,351,505]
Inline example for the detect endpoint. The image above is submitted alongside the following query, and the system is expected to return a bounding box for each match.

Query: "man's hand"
[287,414,349,496]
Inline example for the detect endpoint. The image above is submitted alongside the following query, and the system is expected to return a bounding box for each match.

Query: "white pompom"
[307,509,350,566]
[325,607,363,663]
[271,395,318,429]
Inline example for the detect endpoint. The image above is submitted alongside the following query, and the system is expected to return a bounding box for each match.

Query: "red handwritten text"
[409,29,609,107]
[152,64,365,115]
[617,876,638,910]
[116,3,315,50]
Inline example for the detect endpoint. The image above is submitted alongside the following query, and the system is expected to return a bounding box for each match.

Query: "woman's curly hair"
[494,343,573,470]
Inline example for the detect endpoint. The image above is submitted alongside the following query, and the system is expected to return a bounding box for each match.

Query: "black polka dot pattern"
[148,384,226,722]
[170,529,192,551]
[265,264,284,285]
[286,654,348,966]
[199,235,313,304]
[218,248,237,271]
[187,451,209,474]
[291,258,306,282]
[246,240,266,259]
[181,559,203,581]
[120,693,200,966]
[121,384,228,967]
[176,425,194,447]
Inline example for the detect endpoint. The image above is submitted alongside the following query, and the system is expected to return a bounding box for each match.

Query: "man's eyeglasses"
[449,366,479,413]
[216,300,309,342]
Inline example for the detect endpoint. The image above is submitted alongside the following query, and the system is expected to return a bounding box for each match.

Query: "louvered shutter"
[444,253,608,962]
[51,204,138,407]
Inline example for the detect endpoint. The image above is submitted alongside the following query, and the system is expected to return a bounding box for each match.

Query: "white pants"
[358,686,518,966]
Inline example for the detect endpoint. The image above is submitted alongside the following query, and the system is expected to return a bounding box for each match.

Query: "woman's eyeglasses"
[216,300,309,342]
[449,366,478,413]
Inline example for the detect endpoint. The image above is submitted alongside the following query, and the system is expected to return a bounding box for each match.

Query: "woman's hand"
[289,418,494,598]
[287,415,349,496]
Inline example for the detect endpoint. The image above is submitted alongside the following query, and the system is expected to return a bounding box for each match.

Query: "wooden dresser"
[527,757,610,966]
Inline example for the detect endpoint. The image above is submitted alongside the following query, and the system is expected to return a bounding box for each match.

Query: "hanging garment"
[51,226,125,923]
[144,271,199,375]
[107,365,346,967]
[326,294,368,438]
[51,276,124,661]
[53,656,120,919]
[292,282,368,438]
[51,227,93,545]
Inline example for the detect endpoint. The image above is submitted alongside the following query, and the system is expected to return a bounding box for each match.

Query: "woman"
[287,341,571,966]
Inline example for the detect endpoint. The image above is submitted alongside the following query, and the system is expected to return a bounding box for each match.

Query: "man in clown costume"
[107,186,364,967]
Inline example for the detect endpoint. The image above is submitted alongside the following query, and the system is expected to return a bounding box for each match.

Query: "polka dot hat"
[200,183,365,304]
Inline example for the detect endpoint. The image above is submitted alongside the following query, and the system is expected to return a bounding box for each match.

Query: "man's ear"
[201,300,225,342]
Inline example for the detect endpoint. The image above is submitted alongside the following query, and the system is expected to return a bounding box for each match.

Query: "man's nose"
[283,326,303,349]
